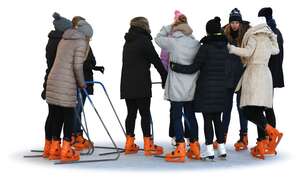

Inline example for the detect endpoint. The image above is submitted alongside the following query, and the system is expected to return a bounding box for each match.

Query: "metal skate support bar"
[24,154,43,158]
[98,85,157,157]
[83,81,128,157]
[97,82,159,156]
[23,150,44,158]
[55,81,122,164]
[74,90,94,156]
[87,81,126,137]
[151,82,162,85]
[85,81,127,156]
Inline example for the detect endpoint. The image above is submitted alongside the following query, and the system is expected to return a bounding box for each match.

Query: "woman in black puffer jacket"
[171,17,229,160]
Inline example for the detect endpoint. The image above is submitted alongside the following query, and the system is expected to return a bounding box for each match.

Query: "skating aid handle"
[83,81,126,136]
[85,81,107,92]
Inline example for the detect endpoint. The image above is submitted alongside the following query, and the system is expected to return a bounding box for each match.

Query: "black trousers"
[45,104,74,141]
[222,89,248,137]
[125,98,151,137]
[256,108,276,140]
[202,112,225,145]
[243,106,269,141]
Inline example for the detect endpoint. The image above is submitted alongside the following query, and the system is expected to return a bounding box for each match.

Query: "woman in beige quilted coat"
[45,17,93,162]
[228,22,283,159]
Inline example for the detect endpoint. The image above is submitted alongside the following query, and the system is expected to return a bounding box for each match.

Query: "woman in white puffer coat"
[155,16,200,162]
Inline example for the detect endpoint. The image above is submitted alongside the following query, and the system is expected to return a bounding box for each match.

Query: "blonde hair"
[173,15,188,27]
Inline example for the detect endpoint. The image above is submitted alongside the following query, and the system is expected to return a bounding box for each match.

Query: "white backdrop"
[0,0,299,181]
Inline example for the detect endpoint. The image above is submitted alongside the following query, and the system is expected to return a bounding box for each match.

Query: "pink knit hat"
[174,10,184,21]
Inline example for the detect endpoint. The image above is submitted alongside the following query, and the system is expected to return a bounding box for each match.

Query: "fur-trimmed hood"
[242,23,273,43]
[172,23,193,37]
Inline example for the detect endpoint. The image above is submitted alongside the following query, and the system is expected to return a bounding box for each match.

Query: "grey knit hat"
[77,20,93,38]
[52,12,72,32]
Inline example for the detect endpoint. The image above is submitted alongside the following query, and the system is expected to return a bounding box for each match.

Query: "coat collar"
[63,29,86,40]
[200,34,228,44]
[127,26,152,40]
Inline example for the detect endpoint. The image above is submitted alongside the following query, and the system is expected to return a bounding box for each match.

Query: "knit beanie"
[206,16,222,35]
[229,8,242,22]
[52,12,72,32]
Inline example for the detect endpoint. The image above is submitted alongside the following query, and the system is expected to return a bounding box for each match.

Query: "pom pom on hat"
[174,10,184,21]
[206,16,222,35]
[229,8,242,22]
[52,12,72,32]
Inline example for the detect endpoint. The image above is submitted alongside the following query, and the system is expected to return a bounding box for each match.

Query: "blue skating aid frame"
[24,81,126,164]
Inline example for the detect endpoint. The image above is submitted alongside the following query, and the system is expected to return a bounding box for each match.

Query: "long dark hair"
[224,22,251,47]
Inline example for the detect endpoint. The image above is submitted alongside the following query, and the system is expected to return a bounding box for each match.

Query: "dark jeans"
[46,104,75,141]
[170,101,198,143]
[203,112,225,145]
[243,106,269,141]
[222,89,248,137]
[73,91,87,135]
[169,103,190,138]
[125,98,152,137]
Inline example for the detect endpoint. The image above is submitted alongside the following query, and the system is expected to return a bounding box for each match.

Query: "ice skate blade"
[201,156,215,162]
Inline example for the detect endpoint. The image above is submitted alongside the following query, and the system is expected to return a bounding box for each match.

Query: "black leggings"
[256,108,276,140]
[203,112,225,145]
[125,98,151,137]
[45,104,74,141]
[243,106,269,141]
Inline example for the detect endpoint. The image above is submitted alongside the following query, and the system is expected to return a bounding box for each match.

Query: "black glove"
[94,66,105,74]
[41,90,46,100]
[162,81,166,89]
[161,78,166,89]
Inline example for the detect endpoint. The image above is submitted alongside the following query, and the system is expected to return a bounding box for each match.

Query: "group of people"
[121,7,284,162]
[41,7,284,163]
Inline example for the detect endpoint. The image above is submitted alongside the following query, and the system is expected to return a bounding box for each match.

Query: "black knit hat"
[206,16,222,35]
[258,7,273,20]
[229,8,242,22]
